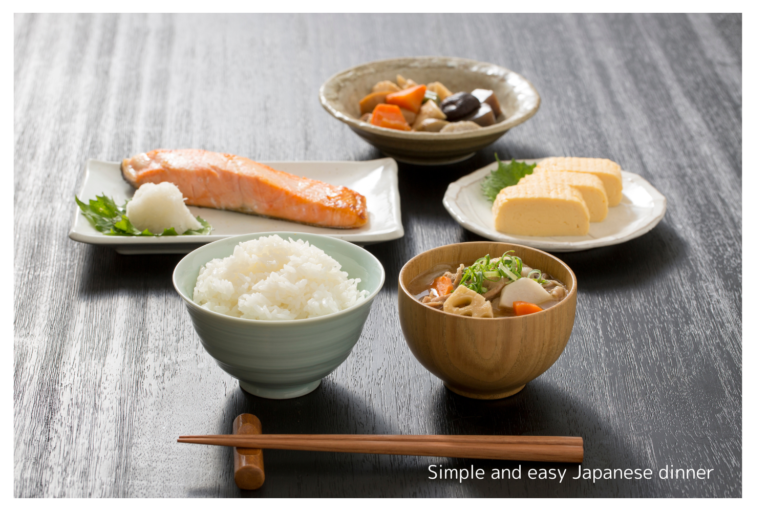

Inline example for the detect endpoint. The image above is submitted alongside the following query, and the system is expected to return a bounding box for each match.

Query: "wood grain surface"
[13,13,742,497]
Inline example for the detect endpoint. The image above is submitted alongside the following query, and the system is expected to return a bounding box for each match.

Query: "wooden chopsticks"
[178,434,583,463]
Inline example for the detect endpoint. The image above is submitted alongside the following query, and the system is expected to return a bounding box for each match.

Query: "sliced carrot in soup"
[430,275,454,296]
[512,301,543,316]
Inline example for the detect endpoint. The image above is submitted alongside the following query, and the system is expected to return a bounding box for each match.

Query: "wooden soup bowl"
[398,242,577,400]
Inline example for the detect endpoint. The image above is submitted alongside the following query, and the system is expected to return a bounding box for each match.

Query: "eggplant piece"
[459,103,495,127]
[440,92,481,121]
[471,88,503,117]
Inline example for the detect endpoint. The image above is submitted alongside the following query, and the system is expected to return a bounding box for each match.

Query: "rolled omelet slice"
[520,171,608,222]
[492,177,590,236]
[536,157,623,206]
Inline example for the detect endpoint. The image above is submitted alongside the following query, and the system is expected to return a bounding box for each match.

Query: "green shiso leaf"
[183,217,212,236]
[111,215,142,236]
[480,154,537,202]
[76,194,123,234]
[75,194,212,237]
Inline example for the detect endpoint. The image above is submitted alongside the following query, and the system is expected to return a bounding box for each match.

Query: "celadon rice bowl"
[192,234,369,320]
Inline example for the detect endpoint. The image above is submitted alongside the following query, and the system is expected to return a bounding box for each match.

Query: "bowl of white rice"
[173,232,385,399]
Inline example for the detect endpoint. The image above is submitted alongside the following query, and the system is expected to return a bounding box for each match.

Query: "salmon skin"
[121,149,368,229]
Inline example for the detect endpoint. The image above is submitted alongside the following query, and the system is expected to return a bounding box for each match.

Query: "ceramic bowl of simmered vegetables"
[318,56,540,165]
[398,242,577,399]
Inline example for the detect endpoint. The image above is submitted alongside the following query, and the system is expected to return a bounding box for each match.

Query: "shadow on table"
[363,143,544,227]
[447,210,687,293]
[374,141,688,297]
[362,142,547,173]
[555,220,687,292]
[356,144,545,296]
[422,378,661,497]
[185,376,661,498]
[186,378,429,498]
[361,239,405,296]
[76,245,182,297]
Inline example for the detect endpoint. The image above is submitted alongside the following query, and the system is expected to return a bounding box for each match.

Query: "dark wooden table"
[14,13,742,497]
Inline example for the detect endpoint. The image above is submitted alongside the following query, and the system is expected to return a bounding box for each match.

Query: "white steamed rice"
[193,235,369,320]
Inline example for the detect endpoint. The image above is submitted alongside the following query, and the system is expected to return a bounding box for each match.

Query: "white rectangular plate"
[70,158,404,254]
[443,159,667,252]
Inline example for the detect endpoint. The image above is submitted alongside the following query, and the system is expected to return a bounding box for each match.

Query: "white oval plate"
[443,159,667,252]
[70,158,404,254]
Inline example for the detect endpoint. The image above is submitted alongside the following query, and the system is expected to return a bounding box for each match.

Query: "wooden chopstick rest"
[232,414,265,490]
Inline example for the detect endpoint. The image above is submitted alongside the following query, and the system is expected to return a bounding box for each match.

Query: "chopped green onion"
[498,264,519,281]
[511,257,523,275]
[456,250,531,294]
[527,269,548,284]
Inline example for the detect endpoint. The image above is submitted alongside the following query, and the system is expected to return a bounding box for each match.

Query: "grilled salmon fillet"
[121,149,367,229]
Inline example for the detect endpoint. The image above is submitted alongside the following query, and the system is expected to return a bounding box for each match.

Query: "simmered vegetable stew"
[359,74,503,133]
[407,252,568,318]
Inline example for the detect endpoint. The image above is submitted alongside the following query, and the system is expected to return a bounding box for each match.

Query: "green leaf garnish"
[183,217,212,235]
[480,154,537,202]
[75,193,212,237]
[111,214,142,235]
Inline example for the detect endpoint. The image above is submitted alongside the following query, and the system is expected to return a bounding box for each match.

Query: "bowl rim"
[318,55,541,141]
[398,241,577,321]
[172,232,386,326]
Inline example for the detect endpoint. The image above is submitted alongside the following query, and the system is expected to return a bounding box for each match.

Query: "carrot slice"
[512,301,543,316]
[370,104,412,131]
[430,275,454,296]
[386,85,427,113]
[359,91,390,115]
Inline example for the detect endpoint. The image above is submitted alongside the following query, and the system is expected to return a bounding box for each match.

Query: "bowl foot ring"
[239,379,322,399]
[381,151,476,166]
[444,383,525,400]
